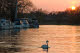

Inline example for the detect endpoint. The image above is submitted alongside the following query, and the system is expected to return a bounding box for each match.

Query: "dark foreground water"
[0,25,80,53]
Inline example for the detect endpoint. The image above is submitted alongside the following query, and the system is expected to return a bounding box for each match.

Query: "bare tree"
[0,0,33,19]
[18,0,33,13]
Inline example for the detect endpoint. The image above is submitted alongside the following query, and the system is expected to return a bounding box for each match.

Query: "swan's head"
[46,40,49,43]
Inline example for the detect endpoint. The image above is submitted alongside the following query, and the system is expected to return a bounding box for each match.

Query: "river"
[0,25,80,53]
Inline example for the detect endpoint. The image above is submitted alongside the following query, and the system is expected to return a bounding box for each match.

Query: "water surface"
[0,25,80,53]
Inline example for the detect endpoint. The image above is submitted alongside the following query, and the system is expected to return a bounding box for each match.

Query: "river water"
[0,25,80,53]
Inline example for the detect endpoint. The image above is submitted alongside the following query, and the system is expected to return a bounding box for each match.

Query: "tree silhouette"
[0,0,33,19]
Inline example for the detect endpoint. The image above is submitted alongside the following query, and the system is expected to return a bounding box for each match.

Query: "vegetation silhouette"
[29,6,80,25]
[0,0,80,25]
[0,0,33,19]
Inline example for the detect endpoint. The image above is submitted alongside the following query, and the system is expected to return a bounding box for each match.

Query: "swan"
[41,40,49,49]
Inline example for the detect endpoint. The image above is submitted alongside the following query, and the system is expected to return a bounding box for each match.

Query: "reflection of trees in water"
[0,29,21,53]
[0,29,20,36]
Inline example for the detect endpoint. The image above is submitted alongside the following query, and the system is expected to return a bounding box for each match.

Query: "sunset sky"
[31,0,80,12]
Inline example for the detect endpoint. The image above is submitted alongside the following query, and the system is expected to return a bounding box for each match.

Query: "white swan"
[41,40,49,49]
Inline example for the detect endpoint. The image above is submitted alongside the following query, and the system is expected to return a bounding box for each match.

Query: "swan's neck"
[47,42,48,46]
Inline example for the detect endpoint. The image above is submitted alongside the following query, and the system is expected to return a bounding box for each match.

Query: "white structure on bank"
[0,18,29,29]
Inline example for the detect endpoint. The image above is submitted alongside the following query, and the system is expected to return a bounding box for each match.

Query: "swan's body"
[41,45,48,49]
[41,40,49,49]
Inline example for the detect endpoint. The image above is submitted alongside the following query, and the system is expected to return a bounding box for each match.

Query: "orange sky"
[31,0,80,12]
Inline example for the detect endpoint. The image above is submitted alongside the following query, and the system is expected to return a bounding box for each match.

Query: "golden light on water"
[71,6,76,10]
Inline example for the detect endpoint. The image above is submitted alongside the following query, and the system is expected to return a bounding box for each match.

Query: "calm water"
[0,25,80,53]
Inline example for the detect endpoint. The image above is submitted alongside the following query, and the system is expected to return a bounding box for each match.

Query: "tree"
[0,0,33,19]
[65,6,80,24]
[18,0,33,13]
